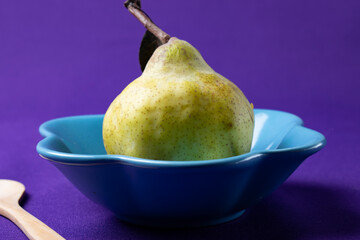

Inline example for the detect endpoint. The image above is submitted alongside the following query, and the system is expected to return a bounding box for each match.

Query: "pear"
[102,1,254,161]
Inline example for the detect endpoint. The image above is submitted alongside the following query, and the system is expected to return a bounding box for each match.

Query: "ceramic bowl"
[36,109,326,227]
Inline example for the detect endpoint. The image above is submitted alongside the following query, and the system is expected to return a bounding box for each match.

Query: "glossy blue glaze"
[36,109,326,227]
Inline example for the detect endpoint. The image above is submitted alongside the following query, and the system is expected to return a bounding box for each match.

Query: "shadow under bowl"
[36,109,326,228]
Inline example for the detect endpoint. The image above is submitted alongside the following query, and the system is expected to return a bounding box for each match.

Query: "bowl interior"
[40,115,106,155]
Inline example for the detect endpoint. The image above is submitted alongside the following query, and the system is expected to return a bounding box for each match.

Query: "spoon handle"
[0,203,65,240]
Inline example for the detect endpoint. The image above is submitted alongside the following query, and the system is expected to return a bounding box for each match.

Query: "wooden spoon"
[0,179,65,240]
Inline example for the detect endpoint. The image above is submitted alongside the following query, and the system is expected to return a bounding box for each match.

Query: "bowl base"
[116,209,246,228]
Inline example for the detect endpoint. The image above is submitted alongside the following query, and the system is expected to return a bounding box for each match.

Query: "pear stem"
[124,0,171,44]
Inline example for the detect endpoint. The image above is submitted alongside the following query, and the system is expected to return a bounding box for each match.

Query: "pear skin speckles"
[103,39,254,161]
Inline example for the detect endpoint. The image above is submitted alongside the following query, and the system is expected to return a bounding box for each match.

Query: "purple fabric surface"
[1,0,359,239]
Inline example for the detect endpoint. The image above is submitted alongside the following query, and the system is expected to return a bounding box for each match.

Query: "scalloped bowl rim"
[36,109,326,167]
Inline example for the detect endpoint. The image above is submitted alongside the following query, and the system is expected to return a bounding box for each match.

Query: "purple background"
[1,0,359,239]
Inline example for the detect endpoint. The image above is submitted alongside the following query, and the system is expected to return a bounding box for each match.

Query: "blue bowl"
[36,109,326,227]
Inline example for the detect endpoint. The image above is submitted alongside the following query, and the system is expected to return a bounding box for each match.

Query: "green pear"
[103,37,254,160]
